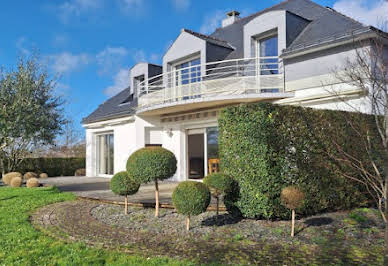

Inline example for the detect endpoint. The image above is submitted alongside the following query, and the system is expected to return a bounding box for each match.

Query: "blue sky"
[0,0,386,136]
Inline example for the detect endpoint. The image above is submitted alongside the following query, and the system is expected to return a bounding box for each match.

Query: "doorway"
[187,133,205,179]
[186,127,219,180]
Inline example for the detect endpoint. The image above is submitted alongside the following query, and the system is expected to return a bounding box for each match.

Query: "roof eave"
[281,29,380,59]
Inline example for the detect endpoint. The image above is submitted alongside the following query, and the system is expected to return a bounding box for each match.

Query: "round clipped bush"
[10,177,22,187]
[2,172,22,185]
[23,172,37,180]
[203,173,234,215]
[39,173,49,179]
[127,147,177,217]
[110,171,140,214]
[172,181,211,231]
[74,168,86,176]
[281,186,305,237]
[281,186,305,210]
[26,178,39,188]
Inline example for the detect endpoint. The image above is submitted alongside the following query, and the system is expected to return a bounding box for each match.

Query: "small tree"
[0,55,64,174]
[110,171,140,214]
[127,147,177,217]
[203,173,233,216]
[172,181,211,231]
[281,186,305,237]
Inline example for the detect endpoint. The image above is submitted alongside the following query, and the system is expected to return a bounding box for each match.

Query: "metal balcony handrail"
[137,56,284,109]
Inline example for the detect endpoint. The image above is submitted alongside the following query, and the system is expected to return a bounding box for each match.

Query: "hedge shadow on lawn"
[201,213,243,226]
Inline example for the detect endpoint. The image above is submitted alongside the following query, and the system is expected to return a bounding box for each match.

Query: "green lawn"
[0,186,193,266]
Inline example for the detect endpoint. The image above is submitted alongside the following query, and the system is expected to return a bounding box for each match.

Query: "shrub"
[26,178,39,188]
[203,173,234,215]
[2,172,22,185]
[74,168,86,176]
[172,181,211,231]
[110,171,140,214]
[219,103,377,219]
[127,147,177,217]
[23,172,37,180]
[39,173,49,179]
[281,186,305,210]
[281,186,305,237]
[10,177,22,187]
[10,157,85,177]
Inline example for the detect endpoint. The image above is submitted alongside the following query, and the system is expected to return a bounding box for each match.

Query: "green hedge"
[12,157,85,177]
[219,103,380,219]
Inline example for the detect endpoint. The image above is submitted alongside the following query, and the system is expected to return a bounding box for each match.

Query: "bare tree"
[328,27,388,261]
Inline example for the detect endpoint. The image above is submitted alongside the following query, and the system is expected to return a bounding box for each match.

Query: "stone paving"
[40,176,179,204]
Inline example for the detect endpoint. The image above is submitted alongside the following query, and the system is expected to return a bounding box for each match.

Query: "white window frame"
[95,131,114,177]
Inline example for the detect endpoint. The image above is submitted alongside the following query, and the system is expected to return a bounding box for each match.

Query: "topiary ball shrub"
[39,173,49,179]
[110,171,140,214]
[127,147,177,217]
[26,178,39,188]
[172,181,211,231]
[126,147,177,184]
[23,172,37,180]
[10,176,22,187]
[203,173,234,215]
[74,168,86,176]
[281,186,305,210]
[2,172,22,185]
[281,186,305,237]
[203,173,234,196]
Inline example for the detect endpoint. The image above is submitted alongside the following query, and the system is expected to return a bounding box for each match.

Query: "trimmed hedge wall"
[219,103,379,219]
[12,157,85,177]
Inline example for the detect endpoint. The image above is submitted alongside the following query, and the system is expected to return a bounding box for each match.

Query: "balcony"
[137,57,293,115]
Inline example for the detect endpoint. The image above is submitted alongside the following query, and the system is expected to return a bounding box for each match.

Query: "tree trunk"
[155,179,159,217]
[291,209,295,237]
[186,216,190,231]
[124,195,128,215]
[216,196,219,216]
[384,156,388,265]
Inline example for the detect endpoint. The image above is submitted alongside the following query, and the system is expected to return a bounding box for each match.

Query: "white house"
[83,0,388,181]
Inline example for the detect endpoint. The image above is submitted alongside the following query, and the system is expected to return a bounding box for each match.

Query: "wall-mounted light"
[166,128,173,137]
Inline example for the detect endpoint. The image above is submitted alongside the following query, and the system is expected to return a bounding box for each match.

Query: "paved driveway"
[40,176,178,204]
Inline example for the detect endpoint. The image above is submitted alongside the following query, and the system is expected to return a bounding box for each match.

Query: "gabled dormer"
[130,62,162,98]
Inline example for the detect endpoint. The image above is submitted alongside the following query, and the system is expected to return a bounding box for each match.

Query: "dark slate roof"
[82,87,136,124]
[210,0,368,59]
[182,29,235,49]
[83,0,377,124]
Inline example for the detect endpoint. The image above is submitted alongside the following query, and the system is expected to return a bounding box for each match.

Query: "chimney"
[222,10,240,27]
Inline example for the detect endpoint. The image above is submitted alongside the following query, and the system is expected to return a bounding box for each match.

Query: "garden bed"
[32,199,386,265]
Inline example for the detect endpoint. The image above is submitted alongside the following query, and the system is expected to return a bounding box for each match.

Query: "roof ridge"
[326,6,366,27]
[182,29,230,44]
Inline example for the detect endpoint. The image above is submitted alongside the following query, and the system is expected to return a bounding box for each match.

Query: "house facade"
[83,0,387,181]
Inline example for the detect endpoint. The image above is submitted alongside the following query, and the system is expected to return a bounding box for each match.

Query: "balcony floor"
[136,92,294,116]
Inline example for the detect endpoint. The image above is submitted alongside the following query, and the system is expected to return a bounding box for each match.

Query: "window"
[258,35,279,75]
[97,133,114,175]
[175,58,201,86]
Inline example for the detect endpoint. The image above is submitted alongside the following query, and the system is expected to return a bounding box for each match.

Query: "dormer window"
[174,57,201,86]
[257,35,279,75]
[120,93,134,105]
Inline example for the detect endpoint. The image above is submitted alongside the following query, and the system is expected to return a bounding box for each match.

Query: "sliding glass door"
[97,133,114,175]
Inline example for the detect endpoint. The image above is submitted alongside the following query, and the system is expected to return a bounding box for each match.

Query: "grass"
[0,186,194,266]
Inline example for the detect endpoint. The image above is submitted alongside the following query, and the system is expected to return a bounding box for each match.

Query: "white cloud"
[333,0,388,28]
[58,0,104,23]
[132,49,147,63]
[96,46,129,75]
[200,10,225,35]
[104,68,131,96]
[171,0,190,11]
[118,0,146,15]
[16,37,30,55]
[46,52,91,74]
[52,34,69,47]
